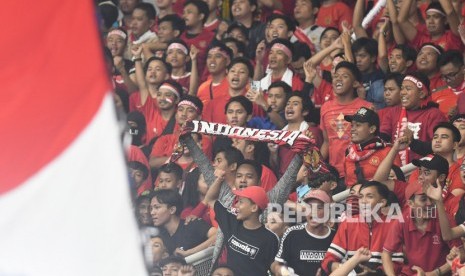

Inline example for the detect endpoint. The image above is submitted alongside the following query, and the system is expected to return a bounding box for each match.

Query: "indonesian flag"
[0,1,148,275]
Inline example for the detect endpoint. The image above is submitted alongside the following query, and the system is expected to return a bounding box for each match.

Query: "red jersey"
[383,209,461,275]
[204,19,221,33]
[202,92,265,124]
[429,72,447,92]
[344,146,401,187]
[197,77,229,106]
[180,31,215,83]
[313,79,334,108]
[379,105,447,162]
[261,165,278,192]
[458,93,465,114]
[321,215,403,274]
[431,85,459,117]
[316,2,353,31]
[129,92,169,142]
[171,73,191,95]
[320,97,373,177]
[411,30,463,51]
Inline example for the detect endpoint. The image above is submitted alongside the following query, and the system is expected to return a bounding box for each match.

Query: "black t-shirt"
[160,219,211,254]
[214,201,279,276]
[275,223,335,276]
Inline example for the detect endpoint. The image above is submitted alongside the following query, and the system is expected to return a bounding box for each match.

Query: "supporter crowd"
[96,0,465,275]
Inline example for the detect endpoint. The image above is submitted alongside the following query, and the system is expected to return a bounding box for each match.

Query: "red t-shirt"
[458,93,465,114]
[320,97,373,177]
[316,2,353,31]
[313,79,334,108]
[261,165,278,192]
[171,73,191,95]
[383,210,461,275]
[429,72,447,93]
[180,31,215,83]
[204,19,221,33]
[411,30,463,51]
[379,105,447,162]
[202,92,265,124]
[129,92,169,143]
[431,86,459,117]
[197,77,230,106]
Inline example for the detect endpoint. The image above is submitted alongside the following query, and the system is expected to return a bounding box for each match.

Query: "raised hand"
[178,265,196,276]
[190,45,199,61]
[131,44,142,58]
[256,40,266,62]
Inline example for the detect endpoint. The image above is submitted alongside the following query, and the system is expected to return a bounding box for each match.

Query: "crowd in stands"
[96,0,465,274]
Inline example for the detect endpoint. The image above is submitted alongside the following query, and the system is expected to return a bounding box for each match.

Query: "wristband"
[132,57,142,62]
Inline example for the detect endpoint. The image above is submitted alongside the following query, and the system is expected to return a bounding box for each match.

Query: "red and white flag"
[0,1,148,275]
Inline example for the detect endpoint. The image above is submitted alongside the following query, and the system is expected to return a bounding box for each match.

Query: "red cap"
[303,190,332,203]
[233,186,269,210]
[405,181,424,200]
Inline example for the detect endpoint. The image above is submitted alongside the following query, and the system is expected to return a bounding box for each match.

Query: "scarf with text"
[346,137,388,162]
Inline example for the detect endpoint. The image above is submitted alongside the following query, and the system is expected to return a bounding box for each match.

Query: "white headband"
[426,8,446,16]
[159,84,180,99]
[108,29,127,40]
[178,100,200,113]
[167,43,188,55]
[421,45,441,55]
[271,43,292,59]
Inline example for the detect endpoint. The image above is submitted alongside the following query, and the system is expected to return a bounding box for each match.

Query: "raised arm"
[386,0,406,44]
[373,138,405,190]
[267,154,303,205]
[397,0,418,42]
[353,0,369,38]
[188,45,200,96]
[114,56,139,93]
[131,46,150,106]
[181,134,216,185]
[254,40,266,81]
[308,37,344,68]
[439,0,461,36]
[378,20,390,73]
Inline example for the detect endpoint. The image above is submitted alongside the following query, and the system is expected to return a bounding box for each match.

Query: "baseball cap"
[412,154,449,177]
[405,181,424,200]
[303,189,332,203]
[344,107,380,129]
[233,186,269,210]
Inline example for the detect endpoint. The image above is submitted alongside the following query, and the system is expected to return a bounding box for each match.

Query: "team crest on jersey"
[369,156,380,166]
[432,235,441,245]
[330,112,350,139]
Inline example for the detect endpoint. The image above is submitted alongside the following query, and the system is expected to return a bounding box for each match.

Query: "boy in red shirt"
[344,107,401,187]
[180,0,215,82]
[320,61,373,179]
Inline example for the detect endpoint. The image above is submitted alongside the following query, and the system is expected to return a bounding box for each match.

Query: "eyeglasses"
[461,164,465,171]
[441,69,462,81]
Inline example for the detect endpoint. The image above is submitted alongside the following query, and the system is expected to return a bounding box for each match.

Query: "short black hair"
[152,189,184,217]
[158,14,186,35]
[228,57,254,78]
[159,255,186,267]
[268,81,293,97]
[134,2,157,19]
[287,91,313,114]
[266,13,296,33]
[335,61,362,83]
[184,0,210,24]
[227,22,249,37]
[159,79,184,99]
[212,265,236,275]
[360,180,391,202]
[426,1,446,16]
[438,50,464,68]
[320,27,340,41]
[128,161,149,181]
[383,72,404,87]
[179,94,204,113]
[309,164,339,188]
[237,159,263,180]
[159,162,183,182]
[215,146,244,166]
[352,37,378,57]
[144,56,172,75]
[434,122,462,142]
[208,40,234,61]
[225,95,253,115]
[292,41,312,62]
[393,44,417,63]
[98,2,119,29]
[223,37,247,56]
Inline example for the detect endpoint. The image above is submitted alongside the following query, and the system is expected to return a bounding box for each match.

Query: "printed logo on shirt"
[330,113,350,139]
[407,122,421,139]
[300,250,326,261]
[228,235,260,259]
[433,235,441,245]
[369,156,380,166]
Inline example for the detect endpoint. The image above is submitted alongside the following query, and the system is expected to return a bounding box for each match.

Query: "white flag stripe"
[0,95,147,276]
